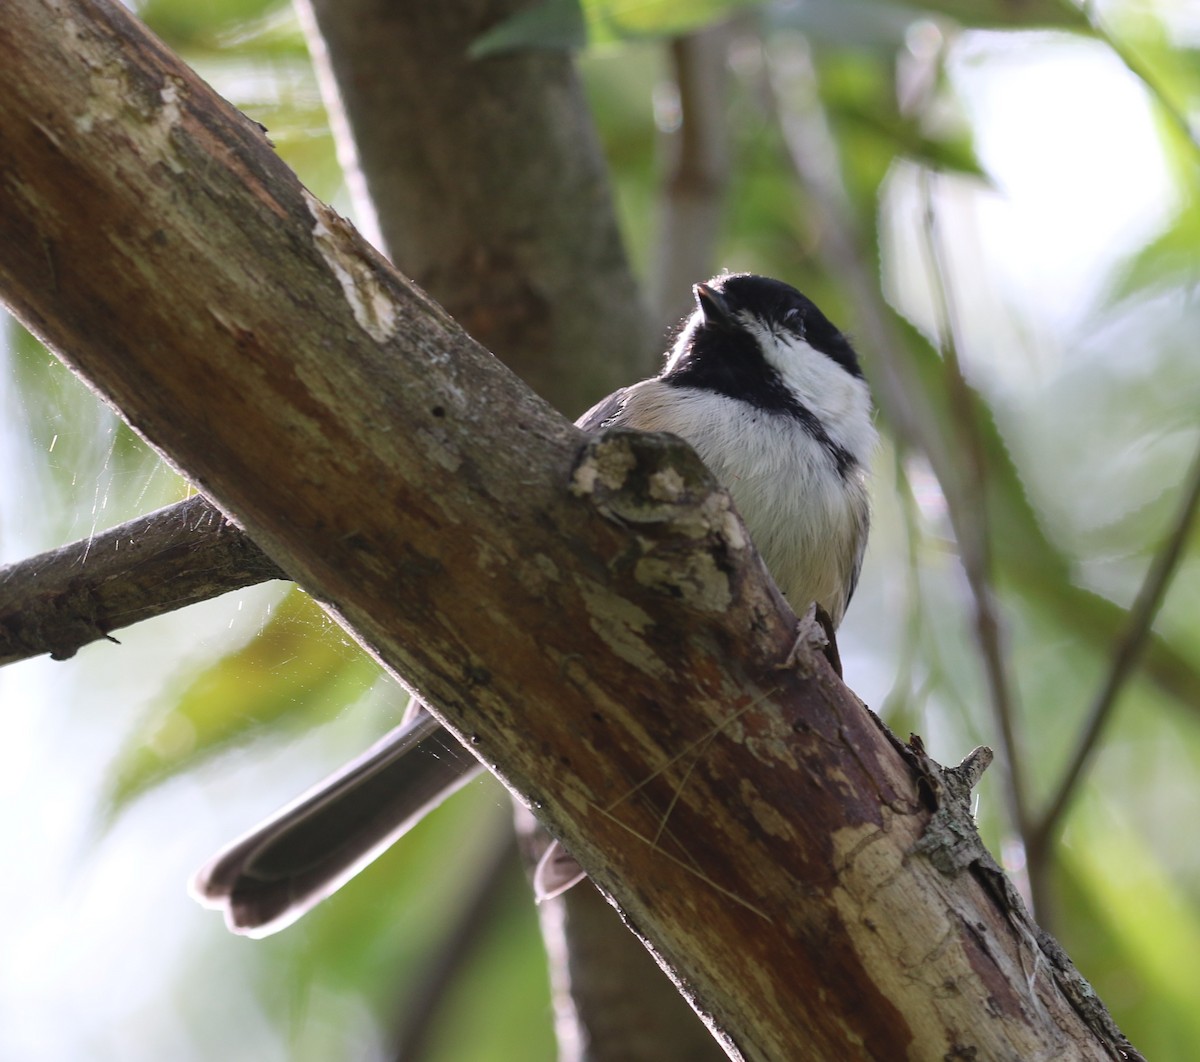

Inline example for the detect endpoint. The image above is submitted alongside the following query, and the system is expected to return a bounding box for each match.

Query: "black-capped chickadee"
[193,273,876,936]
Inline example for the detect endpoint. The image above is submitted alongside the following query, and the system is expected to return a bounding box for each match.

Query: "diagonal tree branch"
[919,175,1033,881]
[296,3,709,1057]
[0,1,1142,1058]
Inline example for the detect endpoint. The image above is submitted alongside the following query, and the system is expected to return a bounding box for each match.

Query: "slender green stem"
[1034,435,1200,854]
[919,174,1034,868]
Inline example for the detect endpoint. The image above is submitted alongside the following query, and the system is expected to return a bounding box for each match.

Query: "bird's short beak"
[694,282,732,327]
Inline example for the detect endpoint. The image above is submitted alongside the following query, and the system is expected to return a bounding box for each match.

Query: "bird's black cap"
[662,274,864,478]
[697,273,863,379]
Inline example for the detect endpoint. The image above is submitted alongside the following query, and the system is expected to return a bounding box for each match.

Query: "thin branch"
[919,174,1034,854]
[763,37,950,472]
[1034,433,1200,852]
[768,37,1038,901]
[878,455,934,725]
[651,22,733,331]
[0,495,284,667]
[389,826,519,1062]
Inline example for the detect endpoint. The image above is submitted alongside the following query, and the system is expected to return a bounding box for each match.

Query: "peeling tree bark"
[0,2,1142,1060]
[294,4,715,1057]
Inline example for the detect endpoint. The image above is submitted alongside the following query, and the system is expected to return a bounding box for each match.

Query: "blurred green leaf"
[583,0,760,41]
[139,0,289,51]
[1111,173,1200,301]
[8,324,146,481]
[768,0,919,51]
[473,0,1096,59]
[251,781,553,1061]
[814,50,936,218]
[106,587,383,812]
[473,0,763,54]
[214,3,312,56]
[3,323,188,545]
[421,860,556,1062]
[832,102,988,179]
[1084,6,1200,169]
[469,0,588,56]
[911,0,1088,30]
[142,0,339,197]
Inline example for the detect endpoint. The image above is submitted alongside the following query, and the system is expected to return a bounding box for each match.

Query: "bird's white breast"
[614,380,873,626]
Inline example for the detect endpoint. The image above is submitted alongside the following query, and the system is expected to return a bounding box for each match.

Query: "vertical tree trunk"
[300,0,655,416]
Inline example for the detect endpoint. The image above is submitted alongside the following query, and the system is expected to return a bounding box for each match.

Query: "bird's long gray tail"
[191,707,482,936]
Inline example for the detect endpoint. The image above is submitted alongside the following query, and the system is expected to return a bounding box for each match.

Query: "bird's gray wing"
[841,489,871,619]
[576,385,630,432]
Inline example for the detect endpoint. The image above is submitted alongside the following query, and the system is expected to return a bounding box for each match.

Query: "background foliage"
[2,0,1198,1058]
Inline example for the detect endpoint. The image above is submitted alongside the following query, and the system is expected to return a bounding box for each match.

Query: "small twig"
[651,22,733,330]
[918,175,1034,855]
[389,826,521,1062]
[0,495,285,666]
[1034,434,1200,853]
[763,36,950,475]
[878,457,934,724]
[767,38,1036,881]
